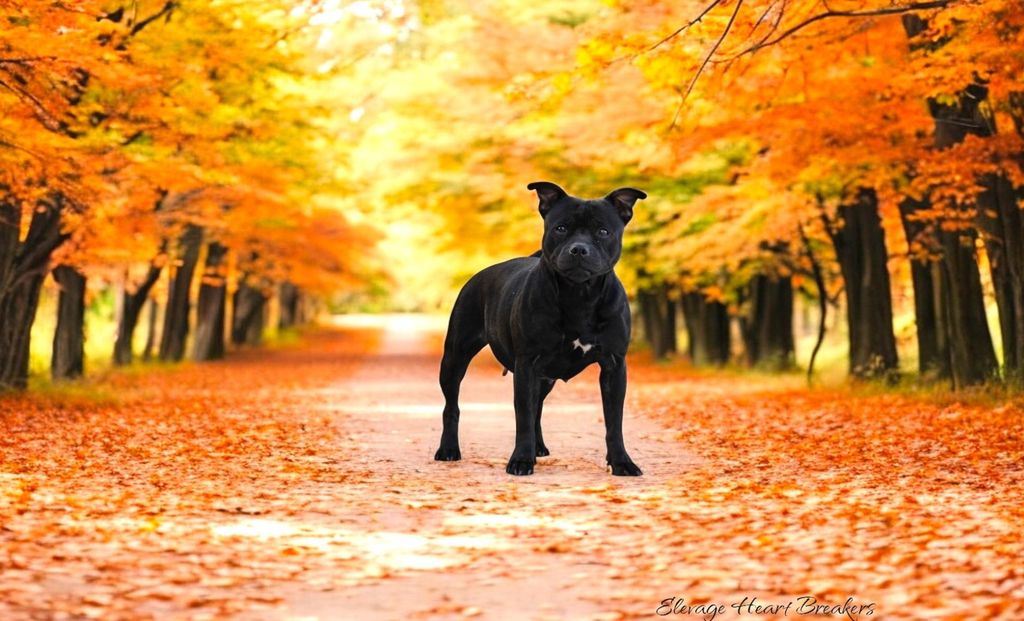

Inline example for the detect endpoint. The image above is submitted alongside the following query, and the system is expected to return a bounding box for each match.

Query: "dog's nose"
[568,244,589,256]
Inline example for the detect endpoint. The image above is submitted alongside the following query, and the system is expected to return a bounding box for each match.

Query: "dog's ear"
[605,187,647,224]
[527,181,567,217]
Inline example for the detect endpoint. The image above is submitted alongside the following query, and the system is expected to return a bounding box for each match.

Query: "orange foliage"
[570,0,1024,291]
[1,1,373,297]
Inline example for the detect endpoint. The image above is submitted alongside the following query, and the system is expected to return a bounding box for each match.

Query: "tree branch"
[0,138,46,161]
[817,194,841,247]
[0,78,66,134]
[0,57,58,66]
[798,222,827,386]
[711,0,787,65]
[15,196,68,275]
[670,0,744,128]
[128,241,168,301]
[648,1,723,52]
[738,0,954,55]
[130,1,176,36]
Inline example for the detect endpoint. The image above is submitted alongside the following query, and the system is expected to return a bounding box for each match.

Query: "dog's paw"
[608,459,642,476]
[535,444,550,457]
[505,458,535,476]
[434,446,461,461]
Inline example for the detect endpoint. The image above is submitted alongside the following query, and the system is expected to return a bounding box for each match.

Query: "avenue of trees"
[605,0,1024,389]
[2,0,1022,392]
[1,1,380,389]
[359,0,1023,390]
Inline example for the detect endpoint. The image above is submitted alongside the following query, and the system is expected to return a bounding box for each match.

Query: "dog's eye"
[555,225,567,233]
[597,228,610,237]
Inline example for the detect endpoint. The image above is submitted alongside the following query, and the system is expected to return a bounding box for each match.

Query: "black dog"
[433,181,646,476]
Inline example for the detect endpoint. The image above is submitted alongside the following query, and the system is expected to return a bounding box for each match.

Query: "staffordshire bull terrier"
[433,181,647,476]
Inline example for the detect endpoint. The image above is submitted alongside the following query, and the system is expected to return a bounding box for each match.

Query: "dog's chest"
[537,347,596,381]
[570,338,594,354]
[536,318,601,381]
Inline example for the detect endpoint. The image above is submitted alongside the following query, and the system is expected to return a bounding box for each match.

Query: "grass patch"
[848,374,1024,409]
[264,326,304,348]
[18,377,121,407]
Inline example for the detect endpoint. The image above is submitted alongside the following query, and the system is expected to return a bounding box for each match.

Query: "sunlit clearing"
[211,518,512,572]
[444,509,600,537]
[213,518,301,539]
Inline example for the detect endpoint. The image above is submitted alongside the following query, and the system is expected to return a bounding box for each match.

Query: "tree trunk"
[245,298,265,346]
[278,281,300,330]
[142,298,159,361]
[638,285,677,359]
[232,280,267,346]
[825,189,899,380]
[0,195,68,390]
[159,225,203,362]
[903,14,1004,387]
[898,197,950,381]
[740,274,795,370]
[681,292,704,364]
[937,222,1000,388]
[997,93,1024,387]
[113,248,165,366]
[681,291,730,366]
[978,175,1024,387]
[662,291,678,358]
[0,276,46,390]
[193,242,228,361]
[924,74,999,386]
[799,224,829,383]
[52,265,86,380]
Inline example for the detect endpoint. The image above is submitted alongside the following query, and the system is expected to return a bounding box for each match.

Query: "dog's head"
[528,181,646,284]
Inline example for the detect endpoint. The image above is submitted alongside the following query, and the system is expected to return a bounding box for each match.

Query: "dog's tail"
[529,249,542,258]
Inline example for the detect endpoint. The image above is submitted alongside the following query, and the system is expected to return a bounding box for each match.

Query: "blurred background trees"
[1,0,377,388]
[2,0,1022,391]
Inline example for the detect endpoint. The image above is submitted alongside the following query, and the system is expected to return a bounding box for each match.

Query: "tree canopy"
[2,0,1023,389]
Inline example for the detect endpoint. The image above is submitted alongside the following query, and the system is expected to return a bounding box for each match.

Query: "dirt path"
[280,315,703,620]
[1,316,1021,621]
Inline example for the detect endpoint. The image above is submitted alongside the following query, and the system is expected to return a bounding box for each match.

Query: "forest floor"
[1,315,1022,621]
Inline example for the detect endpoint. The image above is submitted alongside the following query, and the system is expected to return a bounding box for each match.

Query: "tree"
[681,291,731,366]
[0,1,180,388]
[0,195,68,388]
[822,190,899,379]
[2,1,377,386]
[193,241,228,361]
[51,265,87,380]
[565,0,1022,386]
[638,284,678,359]
[740,272,795,371]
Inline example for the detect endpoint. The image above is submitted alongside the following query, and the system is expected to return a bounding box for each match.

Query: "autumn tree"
[1,1,377,387]
[565,0,1022,385]
[0,1,151,387]
[330,0,1020,389]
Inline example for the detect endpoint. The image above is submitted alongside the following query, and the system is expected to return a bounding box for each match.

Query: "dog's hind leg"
[435,337,482,461]
[535,379,554,457]
[435,295,485,462]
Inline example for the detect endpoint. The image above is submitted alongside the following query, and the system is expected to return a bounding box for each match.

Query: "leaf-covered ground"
[1,316,1021,620]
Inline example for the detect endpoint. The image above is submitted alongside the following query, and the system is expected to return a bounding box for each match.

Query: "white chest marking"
[572,338,593,353]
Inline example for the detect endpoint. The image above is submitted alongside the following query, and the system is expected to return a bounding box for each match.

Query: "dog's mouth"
[559,267,593,283]
[549,248,611,283]
[555,262,606,283]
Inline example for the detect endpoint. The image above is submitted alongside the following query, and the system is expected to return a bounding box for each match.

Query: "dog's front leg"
[599,356,642,476]
[506,356,541,475]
